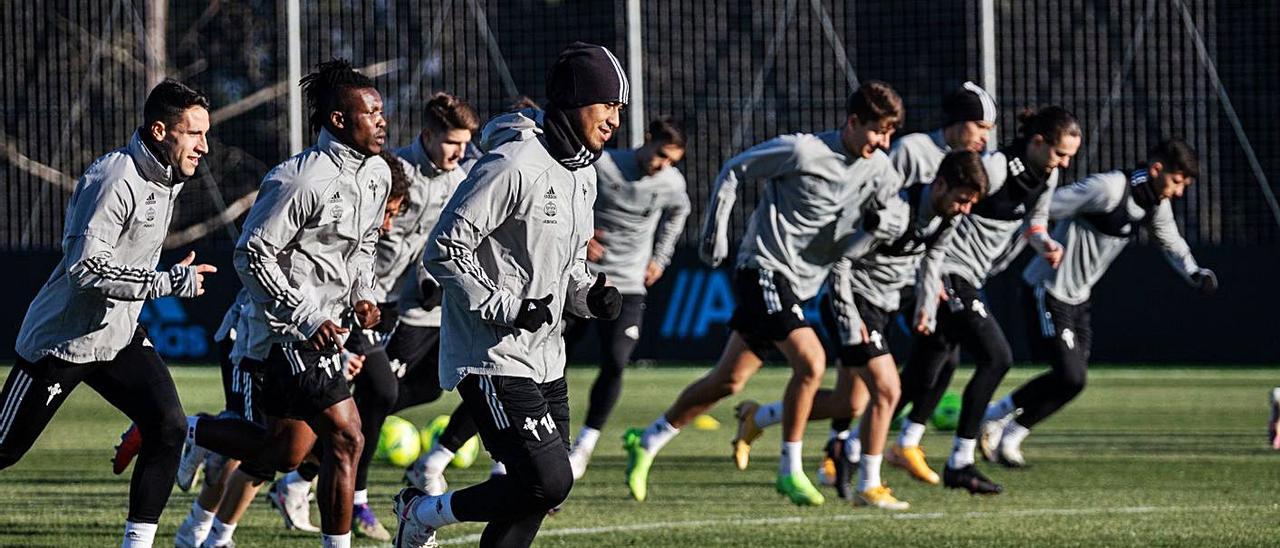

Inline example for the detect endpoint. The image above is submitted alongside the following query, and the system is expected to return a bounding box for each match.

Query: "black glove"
[419,278,443,311]
[513,294,554,332]
[1191,268,1218,295]
[586,272,622,320]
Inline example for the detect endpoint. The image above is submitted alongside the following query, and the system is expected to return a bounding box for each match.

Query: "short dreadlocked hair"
[299,58,376,134]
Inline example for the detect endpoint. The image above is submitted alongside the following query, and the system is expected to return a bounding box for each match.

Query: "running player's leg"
[388,326,444,412]
[396,376,572,548]
[0,359,91,470]
[84,329,189,531]
[996,294,1089,466]
[203,469,266,547]
[940,282,1011,494]
[887,325,955,485]
[571,294,644,477]
[346,327,397,539]
[773,327,828,505]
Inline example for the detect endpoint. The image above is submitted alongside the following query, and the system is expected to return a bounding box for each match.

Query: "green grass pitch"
[0,364,1277,546]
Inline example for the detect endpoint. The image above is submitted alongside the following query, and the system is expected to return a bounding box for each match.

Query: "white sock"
[1002,421,1031,449]
[947,437,977,468]
[573,426,601,454]
[490,460,507,476]
[779,441,803,476]
[832,428,850,441]
[121,521,157,548]
[753,401,784,429]
[353,489,368,506]
[985,396,1016,422]
[857,453,883,492]
[843,436,862,463]
[207,519,236,547]
[189,499,214,526]
[186,416,199,444]
[321,532,351,548]
[424,443,456,475]
[413,491,460,530]
[641,416,680,454]
[898,420,926,447]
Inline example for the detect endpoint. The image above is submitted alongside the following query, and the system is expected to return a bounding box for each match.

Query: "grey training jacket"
[1022,169,1201,304]
[231,128,390,363]
[374,137,468,328]
[590,148,691,295]
[700,130,902,301]
[425,110,598,390]
[16,130,199,363]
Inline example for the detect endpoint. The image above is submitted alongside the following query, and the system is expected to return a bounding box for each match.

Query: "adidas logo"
[329,191,342,203]
[544,187,557,200]
[144,192,156,204]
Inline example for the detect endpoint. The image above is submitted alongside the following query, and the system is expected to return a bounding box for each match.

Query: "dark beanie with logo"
[943,81,997,126]
[546,42,630,108]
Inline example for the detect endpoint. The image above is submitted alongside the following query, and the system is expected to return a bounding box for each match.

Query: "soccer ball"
[932,392,962,431]
[376,415,421,467]
[419,414,482,469]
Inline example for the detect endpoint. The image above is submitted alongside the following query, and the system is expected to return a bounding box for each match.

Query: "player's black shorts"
[819,291,894,366]
[217,337,265,425]
[728,268,811,355]
[259,342,352,421]
[456,374,570,468]
[1023,284,1092,363]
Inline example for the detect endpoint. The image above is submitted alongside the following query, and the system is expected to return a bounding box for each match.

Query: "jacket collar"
[318,127,370,175]
[405,135,446,178]
[928,128,951,152]
[127,129,174,184]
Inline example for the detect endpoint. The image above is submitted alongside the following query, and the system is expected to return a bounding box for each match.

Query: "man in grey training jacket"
[1,80,215,548]
[562,116,692,480]
[393,42,626,548]
[980,138,1216,467]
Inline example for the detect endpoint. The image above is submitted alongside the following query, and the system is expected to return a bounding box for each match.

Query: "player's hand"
[587,229,606,262]
[859,323,870,344]
[699,234,729,267]
[514,294,554,332]
[343,351,366,381]
[420,278,443,311]
[309,320,349,350]
[914,308,933,336]
[644,261,665,287]
[587,273,622,320]
[354,300,380,329]
[177,251,217,297]
[1191,268,1218,295]
[1042,241,1064,269]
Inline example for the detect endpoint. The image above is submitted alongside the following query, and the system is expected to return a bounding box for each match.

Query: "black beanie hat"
[942,81,997,126]
[546,42,630,108]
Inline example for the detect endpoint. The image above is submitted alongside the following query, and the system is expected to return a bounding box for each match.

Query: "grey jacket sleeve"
[651,175,691,268]
[1146,200,1201,284]
[912,223,957,334]
[1026,173,1061,254]
[564,232,596,318]
[1048,175,1115,220]
[699,136,799,266]
[424,168,523,327]
[828,258,865,345]
[65,180,196,300]
[233,177,329,337]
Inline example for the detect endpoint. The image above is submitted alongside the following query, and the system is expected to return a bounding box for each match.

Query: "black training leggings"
[563,295,646,431]
[1010,287,1092,428]
[450,375,572,548]
[0,328,186,524]
[350,323,444,491]
[897,275,1012,440]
